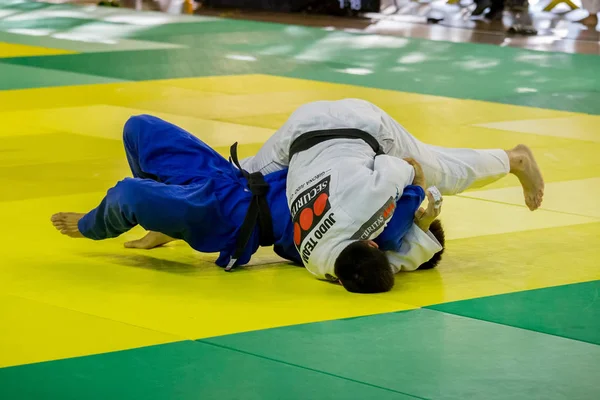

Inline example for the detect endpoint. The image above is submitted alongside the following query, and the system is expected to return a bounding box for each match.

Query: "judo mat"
[0,1,599,399]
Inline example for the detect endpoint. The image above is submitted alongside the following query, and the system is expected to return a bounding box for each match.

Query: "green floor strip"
[0,31,184,53]
[1,7,599,114]
[428,280,600,345]
[0,48,259,82]
[0,341,416,400]
[126,18,286,40]
[0,1,51,11]
[203,309,600,400]
[0,63,125,90]
[0,16,94,32]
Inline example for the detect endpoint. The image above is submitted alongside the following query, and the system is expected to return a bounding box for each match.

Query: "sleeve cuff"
[407,224,443,254]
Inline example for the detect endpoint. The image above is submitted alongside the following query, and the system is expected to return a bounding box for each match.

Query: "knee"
[122,114,158,144]
[109,178,144,207]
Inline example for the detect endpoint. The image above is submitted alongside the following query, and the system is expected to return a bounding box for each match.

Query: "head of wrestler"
[334,220,445,293]
[334,240,394,294]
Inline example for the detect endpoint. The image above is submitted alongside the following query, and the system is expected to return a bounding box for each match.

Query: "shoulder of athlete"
[334,157,406,218]
[373,155,415,186]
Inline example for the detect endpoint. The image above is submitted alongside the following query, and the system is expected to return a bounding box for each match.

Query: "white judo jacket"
[243,99,443,280]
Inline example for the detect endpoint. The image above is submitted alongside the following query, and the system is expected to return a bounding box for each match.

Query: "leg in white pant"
[379,111,544,210]
[379,113,510,195]
[244,103,544,210]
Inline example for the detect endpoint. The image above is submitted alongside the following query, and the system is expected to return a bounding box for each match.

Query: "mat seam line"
[199,340,430,400]
[1,292,191,341]
[425,305,600,347]
[456,194,600,220]
[0,59,129,78]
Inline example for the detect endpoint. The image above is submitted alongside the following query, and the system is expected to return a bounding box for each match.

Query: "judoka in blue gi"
[51,115,444,279]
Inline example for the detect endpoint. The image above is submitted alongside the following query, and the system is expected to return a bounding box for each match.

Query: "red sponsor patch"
[350,196,396,241]
[313,193,328,217]
[294,222,301,246]
[290,175,332,249]
[383,202,395,219]
[299,208,314,231]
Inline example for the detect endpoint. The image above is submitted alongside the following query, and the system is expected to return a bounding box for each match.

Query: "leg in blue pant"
[51,116,244,252]
[122,114,234,185]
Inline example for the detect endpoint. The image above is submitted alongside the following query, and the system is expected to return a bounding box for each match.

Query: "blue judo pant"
[78,115,258,263]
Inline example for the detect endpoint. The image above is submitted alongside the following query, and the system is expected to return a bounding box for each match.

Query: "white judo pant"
[378,112,510,195]
[245,103,510,196]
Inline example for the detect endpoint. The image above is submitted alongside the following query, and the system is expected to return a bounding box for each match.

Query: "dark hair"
[334,242,394,293]
[418,219,445,270]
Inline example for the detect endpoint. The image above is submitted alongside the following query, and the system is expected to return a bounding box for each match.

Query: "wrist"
[416,218,434,232]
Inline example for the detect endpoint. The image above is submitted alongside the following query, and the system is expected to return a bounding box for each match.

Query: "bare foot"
[507,144,545,211]
[580,14,598,27]
[124,231,175,249]
[51,212,86,238]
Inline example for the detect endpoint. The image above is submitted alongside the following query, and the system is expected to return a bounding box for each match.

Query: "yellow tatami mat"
[0,42,76,58]
[1,75,599,368]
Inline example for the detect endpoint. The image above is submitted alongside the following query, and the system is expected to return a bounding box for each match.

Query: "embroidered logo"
[291,175,331,245]
[290,175,337,263]
[350,196,396,241]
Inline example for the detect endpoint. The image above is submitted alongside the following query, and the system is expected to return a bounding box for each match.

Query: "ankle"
[507,149,523,173]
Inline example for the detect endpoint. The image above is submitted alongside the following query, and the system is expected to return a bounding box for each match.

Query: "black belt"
[289,128,384,159]
[225,142,275,271]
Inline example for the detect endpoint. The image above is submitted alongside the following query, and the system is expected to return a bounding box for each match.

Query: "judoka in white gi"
[242,99,545,293]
